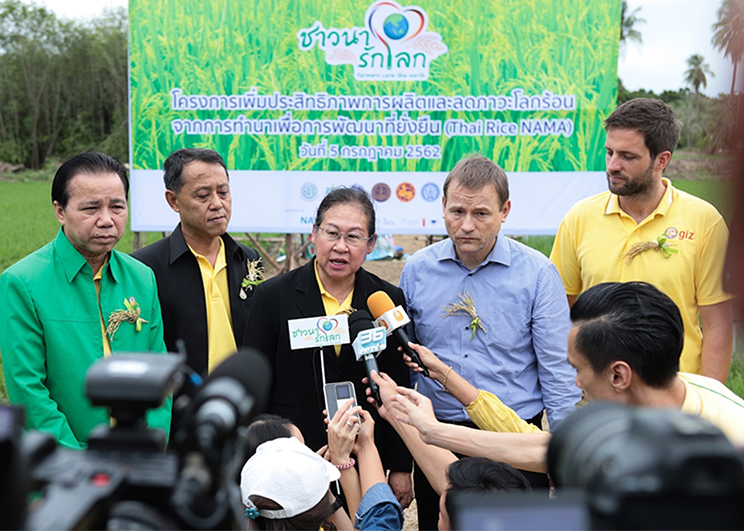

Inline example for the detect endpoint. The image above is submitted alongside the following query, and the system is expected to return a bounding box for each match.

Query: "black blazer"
[242,260,412,472]
[132,224,261,376]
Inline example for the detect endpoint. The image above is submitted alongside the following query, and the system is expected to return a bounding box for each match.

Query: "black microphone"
[349,310,386,405]
[170,349,272,526]
[367,291,430,378]
[174,348,271,462]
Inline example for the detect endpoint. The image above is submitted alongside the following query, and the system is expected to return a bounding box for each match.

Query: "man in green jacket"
[0,152,171,449]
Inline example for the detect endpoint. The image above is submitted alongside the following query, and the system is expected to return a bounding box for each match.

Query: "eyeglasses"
[316,225,373,247]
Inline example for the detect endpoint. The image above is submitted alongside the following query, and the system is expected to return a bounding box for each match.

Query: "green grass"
[515,235,556,257]
[0,181,140,273]
[671,179,734,223]
[727,349,744,399]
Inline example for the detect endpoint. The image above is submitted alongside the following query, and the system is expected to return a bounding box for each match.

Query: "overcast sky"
[30,0,736,98]
[618,0,733,97]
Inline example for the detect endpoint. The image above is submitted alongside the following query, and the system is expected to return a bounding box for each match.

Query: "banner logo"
[297,0,448,81]
[301,182,318,201]
[396,182,416,202]
[421,182,440,202]
[288,314,350,349]
[372,182,391,201]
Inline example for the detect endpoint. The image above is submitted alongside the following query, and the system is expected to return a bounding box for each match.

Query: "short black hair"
[51,152,128,208]
[444,458,531,518]
[245,414,295,459]
[163,148,228,193]
[314,187,376,237]
[604,98,681,160]
[570,282,683,388]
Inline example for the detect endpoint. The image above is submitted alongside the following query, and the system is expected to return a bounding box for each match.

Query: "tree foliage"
[0,0,128,168]
[712,0,744,94]
[710,0,744,152]
[684,54,714,95]
[684,53,715,123]
[620,0,644,48]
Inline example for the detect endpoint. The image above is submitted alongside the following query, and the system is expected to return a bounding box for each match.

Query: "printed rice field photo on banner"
[128,0,621,234]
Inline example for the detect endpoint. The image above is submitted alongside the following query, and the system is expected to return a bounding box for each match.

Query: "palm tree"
[712,0,744,97]
[620,0,644,48]
[710,0,744,152]
[684,54,714,116]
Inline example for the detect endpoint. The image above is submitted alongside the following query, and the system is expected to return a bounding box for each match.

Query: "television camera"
[0,348,270,530]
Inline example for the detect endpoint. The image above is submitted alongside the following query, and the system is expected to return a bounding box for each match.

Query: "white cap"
[240,437,340,519]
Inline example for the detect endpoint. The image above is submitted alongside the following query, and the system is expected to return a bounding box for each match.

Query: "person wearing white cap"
[240,436,350,530]
[241,407,405,531]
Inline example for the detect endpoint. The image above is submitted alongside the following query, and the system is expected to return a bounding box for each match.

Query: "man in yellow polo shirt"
[132,148,261,381]
[551,98,732,382]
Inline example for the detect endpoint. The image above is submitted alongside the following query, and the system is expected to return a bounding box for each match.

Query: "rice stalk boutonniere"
[623,233,678,264]
[106,297,148,340]
[240,259,265,299]
[441,290,486,341]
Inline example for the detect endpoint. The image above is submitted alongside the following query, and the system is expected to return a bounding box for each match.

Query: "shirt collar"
[436,234,511,270]
[56,228,118,283]
[188,236,227,272]
[605,177,674,218]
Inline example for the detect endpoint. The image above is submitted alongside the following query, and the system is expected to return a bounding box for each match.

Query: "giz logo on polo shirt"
[665,227,694,241]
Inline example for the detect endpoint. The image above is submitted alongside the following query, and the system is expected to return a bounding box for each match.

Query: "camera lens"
[547,402,631,489]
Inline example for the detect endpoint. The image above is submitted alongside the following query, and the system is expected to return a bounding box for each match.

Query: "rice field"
[129,0,621,173]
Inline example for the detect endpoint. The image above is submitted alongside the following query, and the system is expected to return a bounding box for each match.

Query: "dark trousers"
[413,411,549,531]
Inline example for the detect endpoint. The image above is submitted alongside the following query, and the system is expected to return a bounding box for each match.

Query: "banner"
[129,0,620,234]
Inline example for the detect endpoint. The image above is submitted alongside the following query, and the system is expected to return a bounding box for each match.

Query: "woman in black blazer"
[243,187,413,508]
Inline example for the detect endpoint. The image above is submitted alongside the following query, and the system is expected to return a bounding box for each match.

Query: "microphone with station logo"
[367,291,429,378]
[349,310,386,405]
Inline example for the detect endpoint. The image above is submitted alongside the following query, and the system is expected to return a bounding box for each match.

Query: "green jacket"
[0,229,171,449]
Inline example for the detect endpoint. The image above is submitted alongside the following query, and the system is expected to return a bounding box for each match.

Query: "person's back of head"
[441,458,531,530]
[245,414,297,459]
[570,281,683,388]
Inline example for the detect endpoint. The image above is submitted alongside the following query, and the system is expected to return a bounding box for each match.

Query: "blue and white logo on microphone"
[352,327,387,356]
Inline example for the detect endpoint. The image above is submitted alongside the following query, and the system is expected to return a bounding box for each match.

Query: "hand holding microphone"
[367,291,430,378]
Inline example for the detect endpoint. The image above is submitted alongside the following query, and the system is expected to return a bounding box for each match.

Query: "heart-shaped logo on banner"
[367,1,427,48]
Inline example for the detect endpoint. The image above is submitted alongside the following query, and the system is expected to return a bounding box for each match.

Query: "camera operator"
[374,281,744,474]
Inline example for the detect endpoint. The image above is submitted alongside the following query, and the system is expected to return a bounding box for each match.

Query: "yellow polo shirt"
[468,373,744,446]
[314,261,353,357]
[551,179,731,374]
[190,240,236,371]
[680,372,744,446]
